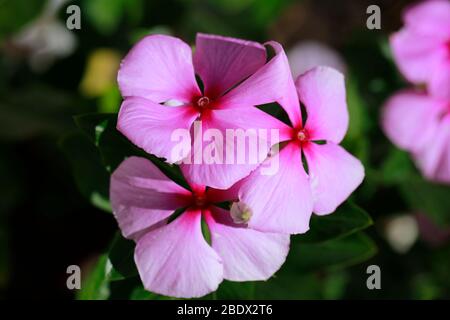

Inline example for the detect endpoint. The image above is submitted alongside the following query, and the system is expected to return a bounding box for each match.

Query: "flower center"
[296,129,309,142]
[196,96,210,109]
[194,193,208,208]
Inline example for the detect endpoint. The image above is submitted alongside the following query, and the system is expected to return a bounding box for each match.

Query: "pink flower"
[110,156,289,298]
[382,90,450,183]
[390,0,450,99]
[117,33,292,189]
[238,67,365,234]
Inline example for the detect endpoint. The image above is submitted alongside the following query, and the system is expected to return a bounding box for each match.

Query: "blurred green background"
[1,0,449,299]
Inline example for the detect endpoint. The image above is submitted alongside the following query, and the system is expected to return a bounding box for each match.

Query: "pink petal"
[390,29,444,85]
[414,115,450,183]
[118,35,201,103]
[303,142,365,215]
[206,180,243,203]
[181,107,289,189]
[238,142,313,234]
[110,157,192,240]
[193,33,267,98]
[429,60,450,100]
[135,209,223,298]
[381,90,445,153]
[217,41,302,127]
[117,97,199,163]
[296,66,348,143]
[205,207,290,281]
[403,0,450,40]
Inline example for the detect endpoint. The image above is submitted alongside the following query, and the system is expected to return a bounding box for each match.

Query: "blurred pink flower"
[110,156,289,298]
[390,0,450,99]
[382,90,450,183]
[117,33,292,189]
[287,40,346,79]
[238,67,365,234]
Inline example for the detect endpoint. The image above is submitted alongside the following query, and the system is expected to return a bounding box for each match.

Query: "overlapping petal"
[110,157,192,240]
[238,142,312,234]
[194,33,267,98]
[217,41,302,127]
[117,97,199,163]
[205,207,290,281]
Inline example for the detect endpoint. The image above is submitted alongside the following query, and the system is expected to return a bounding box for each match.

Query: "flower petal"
[217,41,302,127]
[429,60,450,100]
[303,142,364,215]
[118,34,200,102]
[117,97,199,163]
[381,90,445,153]
[205,207,290,281]
[296,66,348,143]
[239,142,313,234]
[135,209,223,298]
[181,108,288,189]
[193,33,267,98]
[403,0,450,40]
[390,29,444,85]
[110,157,192,240]
[414,115,450,183]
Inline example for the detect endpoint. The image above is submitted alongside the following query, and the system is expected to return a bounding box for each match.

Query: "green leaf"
[289,232,377,273]
[108,233,138,280]
[399,176,450,226]
[77,255,111,300]
[297,202,372,244]
[74,113,189,189]
[213,281,255,300]
[59,132,111,212]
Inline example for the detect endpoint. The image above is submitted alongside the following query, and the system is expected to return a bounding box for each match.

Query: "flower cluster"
[382,0,450,183]
[110,33,364,297]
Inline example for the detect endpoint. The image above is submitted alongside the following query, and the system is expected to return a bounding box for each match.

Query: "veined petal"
[239,142,313,234]
[135,209,223,298]
[303,142,365,215]
[181,108,287,189]
[117,97,199,163]
[193,33,266,98]
[217,41,302,127]
[296,66,348,143]
[205,207,290,281]
[118,34,200,102]
[110,157,192,240]
[381,90,445,153]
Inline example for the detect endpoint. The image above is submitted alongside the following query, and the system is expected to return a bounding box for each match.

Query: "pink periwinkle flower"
[110,156,289,298]
[382,90,450,183]
[390,0,450,99]
[117,33,293,189]
[238,66,365,234]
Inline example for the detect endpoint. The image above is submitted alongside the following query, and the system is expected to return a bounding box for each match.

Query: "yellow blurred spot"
[80,49,121,97]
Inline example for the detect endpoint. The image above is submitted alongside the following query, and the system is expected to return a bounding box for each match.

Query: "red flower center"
[196,96,210,109]
[296,129,309,142]
[193,193,208,208]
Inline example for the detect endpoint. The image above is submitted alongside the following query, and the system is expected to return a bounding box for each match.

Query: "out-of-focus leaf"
[0,0,45,41]
[108,233,138,280]
[74,113,189,189]
[290,232,377,273]
[297,202,372,244]
[0,86,82,141]
[130,285,172,300]
[213,281,255,300]
[400,176,450,227]
[380,148,415,185]
[77,254,111,300]
[59,132,111,212]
